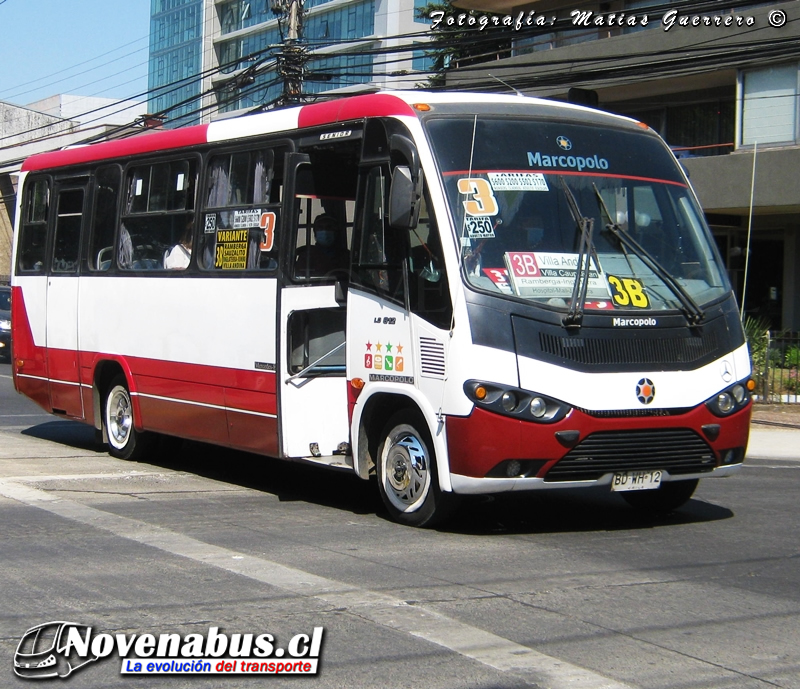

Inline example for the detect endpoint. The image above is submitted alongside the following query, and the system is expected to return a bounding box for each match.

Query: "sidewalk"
[748,404,800,460]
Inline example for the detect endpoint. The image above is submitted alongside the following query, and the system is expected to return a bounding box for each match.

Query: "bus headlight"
[501,391,517,412]
[464,381,570,423]
[706,378,752,417]
[530,397,547,418]
[716,392,734,414]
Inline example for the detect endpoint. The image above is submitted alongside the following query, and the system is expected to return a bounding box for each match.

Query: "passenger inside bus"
[294,213,350,279]
[164,219,193,270]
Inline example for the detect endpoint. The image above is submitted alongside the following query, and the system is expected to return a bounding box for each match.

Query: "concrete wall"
[684,148,800,215]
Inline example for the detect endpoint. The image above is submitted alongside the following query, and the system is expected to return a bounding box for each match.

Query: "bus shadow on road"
[19,421,734,533]
[21,420,105,453]
[448,489,735,535]
[151,437,381,518]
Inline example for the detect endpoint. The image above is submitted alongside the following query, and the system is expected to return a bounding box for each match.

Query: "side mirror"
[388,165,424,230]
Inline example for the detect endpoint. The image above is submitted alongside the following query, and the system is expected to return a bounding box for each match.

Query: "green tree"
[415,1,513,88]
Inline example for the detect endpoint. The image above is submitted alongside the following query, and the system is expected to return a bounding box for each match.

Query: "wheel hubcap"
[108,389,132,448]
[385,433,429,510]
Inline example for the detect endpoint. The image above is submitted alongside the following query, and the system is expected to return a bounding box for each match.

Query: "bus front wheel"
[376,411,457,527]
[621,478,699,514]
[103,375,153,461]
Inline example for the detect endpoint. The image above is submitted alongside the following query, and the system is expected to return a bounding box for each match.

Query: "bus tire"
[376,411,458,527]
[621,478,699,514]
[103,375,153,461]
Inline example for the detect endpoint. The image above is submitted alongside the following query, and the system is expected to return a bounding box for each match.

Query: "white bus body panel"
[516,341,752,411]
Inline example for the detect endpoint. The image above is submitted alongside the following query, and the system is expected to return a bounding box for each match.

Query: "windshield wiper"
[560,178,596,330]
[592,184,704,326]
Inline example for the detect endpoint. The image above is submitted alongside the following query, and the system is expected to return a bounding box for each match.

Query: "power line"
[2,0,792,155]
[0,37,149,101]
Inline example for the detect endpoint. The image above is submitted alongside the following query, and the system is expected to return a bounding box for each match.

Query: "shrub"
[785,346,800,369]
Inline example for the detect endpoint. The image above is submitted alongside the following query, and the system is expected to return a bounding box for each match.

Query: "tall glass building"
[149,0,205,128]
[149,0,430,125]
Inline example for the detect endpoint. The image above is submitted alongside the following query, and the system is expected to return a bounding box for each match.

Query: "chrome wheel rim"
[107,387,132,450]
[383,432,431,513]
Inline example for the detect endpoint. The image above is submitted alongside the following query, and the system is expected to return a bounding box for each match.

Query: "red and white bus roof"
[21,91,636,173]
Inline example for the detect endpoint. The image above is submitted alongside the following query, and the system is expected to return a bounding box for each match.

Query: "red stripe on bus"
[442,169,688,188]
[12,287,277,421]
[298,93,416,128]
[21,125,211,172]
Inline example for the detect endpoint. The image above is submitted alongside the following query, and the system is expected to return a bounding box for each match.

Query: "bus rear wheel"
[376,411,457,528]
[103,375,153,461]
[621,478,699,514]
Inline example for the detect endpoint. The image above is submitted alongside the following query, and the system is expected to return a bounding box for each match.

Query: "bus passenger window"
[88,165,121,272]
[121,159,197,270]
[17,178,50,273]
[199,147,282,272]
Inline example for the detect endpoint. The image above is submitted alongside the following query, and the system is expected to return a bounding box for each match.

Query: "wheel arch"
[91,357,142,434]
[352,387,452,492]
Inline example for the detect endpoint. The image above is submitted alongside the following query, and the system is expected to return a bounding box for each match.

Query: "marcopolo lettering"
[612,317,657,327]
[527,151,609,172]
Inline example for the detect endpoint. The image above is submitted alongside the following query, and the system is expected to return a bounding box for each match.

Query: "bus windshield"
[425,116,729,314]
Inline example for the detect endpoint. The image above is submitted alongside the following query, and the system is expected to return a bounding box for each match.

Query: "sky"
[0,0,150,108]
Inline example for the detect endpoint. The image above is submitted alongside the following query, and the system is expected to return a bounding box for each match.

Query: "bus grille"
[544,428,716,482]
[577,407,691,418]
[539,332,718,367]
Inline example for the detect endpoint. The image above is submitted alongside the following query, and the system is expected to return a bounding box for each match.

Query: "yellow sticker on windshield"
[457,178,498,216]
[608,275,649,308]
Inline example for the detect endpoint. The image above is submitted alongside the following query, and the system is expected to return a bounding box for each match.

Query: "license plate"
[611,470,663,492]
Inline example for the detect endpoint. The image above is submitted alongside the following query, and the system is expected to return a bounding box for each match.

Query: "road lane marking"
[0,475,632,689]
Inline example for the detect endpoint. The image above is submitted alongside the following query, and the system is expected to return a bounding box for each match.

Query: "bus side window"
[200,147,281,272]
[120,159,197,271]
[88,165,121,272]
[17,178,50,273]
[353,166,404,301]
[408,191,452,330]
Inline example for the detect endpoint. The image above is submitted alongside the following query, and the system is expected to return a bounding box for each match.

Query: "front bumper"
[445,402,750,494]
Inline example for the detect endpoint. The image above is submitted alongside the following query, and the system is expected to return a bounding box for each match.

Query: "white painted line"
[0,476,632,689]
[4,471,165,483]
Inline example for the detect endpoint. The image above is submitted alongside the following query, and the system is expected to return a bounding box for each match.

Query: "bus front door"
[46,184,87,419]
[278,154,352,464]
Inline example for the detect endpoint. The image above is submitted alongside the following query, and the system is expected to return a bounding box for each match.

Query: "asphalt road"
[1,361,799,689]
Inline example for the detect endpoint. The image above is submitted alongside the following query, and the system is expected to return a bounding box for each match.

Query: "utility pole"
[272,0,308,105]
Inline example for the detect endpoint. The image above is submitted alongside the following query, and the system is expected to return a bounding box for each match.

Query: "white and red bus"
[11,91,752,526]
